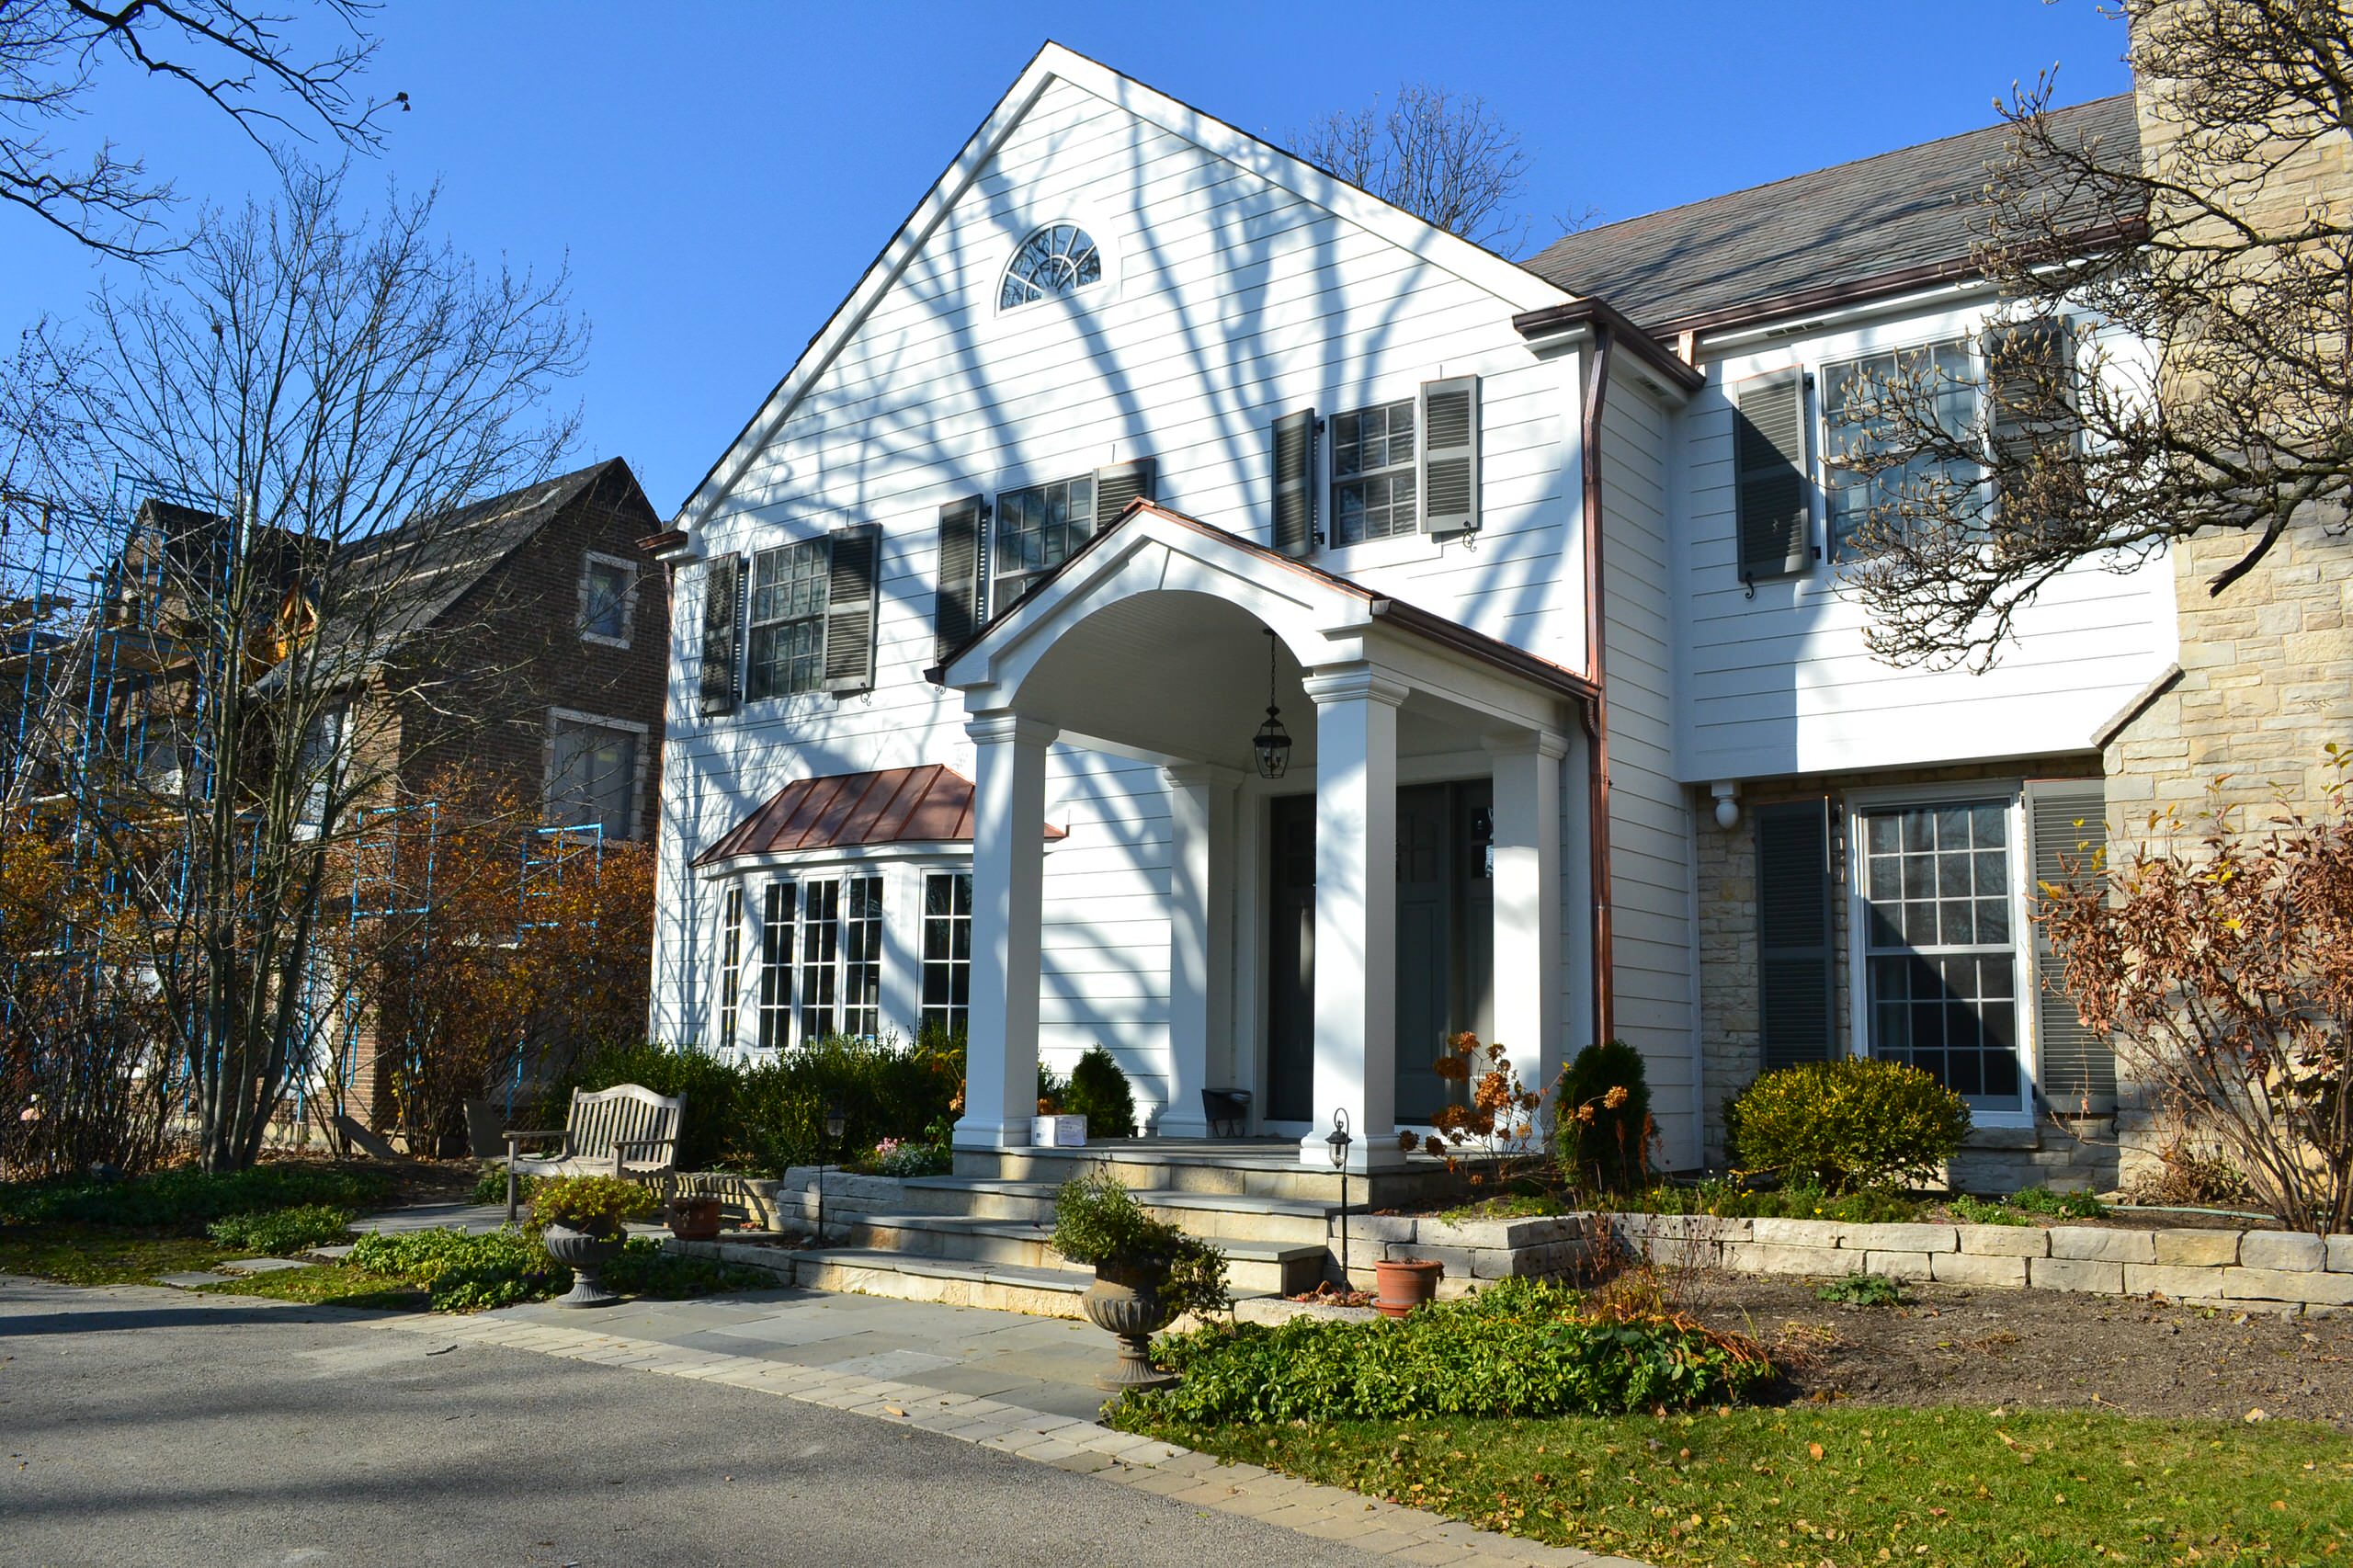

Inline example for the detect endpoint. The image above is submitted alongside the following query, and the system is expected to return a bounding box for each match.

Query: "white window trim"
[577,550,641,650]
[542,707,653,842]
[1842,779,2037,1129]
[992,213,1120,320]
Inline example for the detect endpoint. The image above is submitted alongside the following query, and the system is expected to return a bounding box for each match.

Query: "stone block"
[1931,1251,2029,1288]
[1843,1223,1959,1254]
[1957,1225,2049,1257]
[2224,1267,2353,1306]
[1748,1218,1848,1248]
[1343,1214,1420,1244]
[1643,1212,1753,1244]
[1725,1242,1860,1278]
[2329,1234,2353,1274]
[1644,1237,1733,1270]
[2029,1256,2126,1293]
[1390,1243,1477,1276]
[2124,1263,2230,1300]
[1865,1250,1936,1281]
[2238,1232,2326,1273]
[2048,1226,2156,1264]
[2152,1230,2242,1267]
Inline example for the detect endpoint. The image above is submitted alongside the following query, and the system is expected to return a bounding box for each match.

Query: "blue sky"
[12,2,2136,517]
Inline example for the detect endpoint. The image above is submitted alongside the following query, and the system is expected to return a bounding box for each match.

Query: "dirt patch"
[1676,1272,2353,1430]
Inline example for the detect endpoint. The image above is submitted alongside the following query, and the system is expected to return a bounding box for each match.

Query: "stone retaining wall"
[1349,1211,2353,1313]
[667,1168,908,1232]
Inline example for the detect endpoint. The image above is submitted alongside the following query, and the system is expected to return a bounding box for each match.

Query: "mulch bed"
[1675,1272,2353,1430]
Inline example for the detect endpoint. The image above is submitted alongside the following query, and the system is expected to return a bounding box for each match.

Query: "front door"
[1265,792,1317,1122]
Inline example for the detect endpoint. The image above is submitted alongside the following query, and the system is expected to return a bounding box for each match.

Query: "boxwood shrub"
[1726,1058,1970,1193]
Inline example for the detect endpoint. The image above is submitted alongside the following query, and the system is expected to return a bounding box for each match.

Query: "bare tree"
[1832,0,2353,670]
[0,0,403,260]
[0,164,581,1170]
[1292,82,1534,251]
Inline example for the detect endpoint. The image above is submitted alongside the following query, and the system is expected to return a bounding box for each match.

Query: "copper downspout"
[1581,322,1618,1050]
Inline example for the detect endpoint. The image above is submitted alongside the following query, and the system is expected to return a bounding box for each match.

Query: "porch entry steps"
[897,1177,1339,1246]
[845,1211,1328,1297]
[953,1140,1462,1208]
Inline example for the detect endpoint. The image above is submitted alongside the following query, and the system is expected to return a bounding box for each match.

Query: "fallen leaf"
[2245,1407,2270,1423]
[1809,1443,1825,1461]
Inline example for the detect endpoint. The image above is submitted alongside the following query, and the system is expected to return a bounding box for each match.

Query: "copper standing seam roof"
[692,764,1066,866]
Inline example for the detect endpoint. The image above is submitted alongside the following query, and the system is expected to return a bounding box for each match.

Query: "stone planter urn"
[665,1197,723,1242]
[1080,1258,1178,1392]
[1373,1257,1444,1319]
[542,1221,626,1308]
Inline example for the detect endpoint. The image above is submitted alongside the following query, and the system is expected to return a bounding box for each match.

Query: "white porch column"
[1157,763,1241,1139]
[1488,731,1567,1115]
[953,710,1057,1150]
[1301,666,1408,1170]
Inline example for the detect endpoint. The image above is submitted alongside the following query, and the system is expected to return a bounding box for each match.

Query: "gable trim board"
[673,40,1574,540]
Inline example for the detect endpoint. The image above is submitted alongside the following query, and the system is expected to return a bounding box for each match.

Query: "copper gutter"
[1580,321,1618,1051]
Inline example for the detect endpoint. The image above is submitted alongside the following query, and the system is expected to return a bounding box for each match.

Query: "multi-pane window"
[756,881,796,1051]
[746,539,830,699]
[1859,801,2021,1109]
[580,557,632,643]
[992,474,1094,608]
[1000,223,1102,310]
[1823,339,1982,562]
[716,885,745,1051]
[840,875,883,1038]
[1331,400,1418,546]
[548,716,638,840]
[921,871,972,1037]
[798,880,841,1040]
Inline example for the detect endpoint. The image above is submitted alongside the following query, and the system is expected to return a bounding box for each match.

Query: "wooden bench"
[504,1084,684,1223]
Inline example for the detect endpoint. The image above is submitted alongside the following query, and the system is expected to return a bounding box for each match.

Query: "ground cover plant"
[1814,1273,1905,1308]
[345,1227,773,1312]
[0,1228,238,1286]
[1120,1403,2350,1567]
[205,1203,354,1256]
[0,1164,391,1231]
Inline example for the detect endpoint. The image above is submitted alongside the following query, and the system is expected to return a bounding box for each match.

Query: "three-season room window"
[717,869,972,1050]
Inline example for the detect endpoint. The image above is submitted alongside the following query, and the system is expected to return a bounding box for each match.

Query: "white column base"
[1297,1131,1410,1171]
[951,1119,1035,1151]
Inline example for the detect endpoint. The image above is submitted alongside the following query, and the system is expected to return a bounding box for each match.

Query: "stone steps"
[846,1210,1327,1297]
[898,1176,1339,1246]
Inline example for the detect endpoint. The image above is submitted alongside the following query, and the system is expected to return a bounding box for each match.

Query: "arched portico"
[935,502,1591,1169]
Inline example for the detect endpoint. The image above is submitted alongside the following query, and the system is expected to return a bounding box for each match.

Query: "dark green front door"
[1265,792,1317,1123]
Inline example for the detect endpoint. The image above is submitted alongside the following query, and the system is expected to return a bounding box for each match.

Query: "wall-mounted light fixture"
[1711,780,1741,831]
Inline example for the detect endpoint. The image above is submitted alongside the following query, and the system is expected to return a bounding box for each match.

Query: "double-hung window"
[1822,339,1983,562]
[920,870,972,1036]
[1858,799,2023,1114]
[1330,400,1417,546]
[579,554,634,645]
[756,881,795,1051]
[991,474,1095,608]
[745,539,830,699]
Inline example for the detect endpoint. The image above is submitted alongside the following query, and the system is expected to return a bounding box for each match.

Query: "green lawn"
[1116,1404,2353,1566]
[197,1263,426,1311]
[0,1226,238,1286]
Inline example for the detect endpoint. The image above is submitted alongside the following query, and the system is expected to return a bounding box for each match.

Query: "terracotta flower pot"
[541,1221,626,1307]
[1080,1258,1177,1392]
[1373,1257,1444,1318]
[665,1197,723,1242]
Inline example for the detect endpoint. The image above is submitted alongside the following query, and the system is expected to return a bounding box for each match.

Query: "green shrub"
[2006,1185,2106,1220]
[0,1165,392,1232]
[553,1043,745,1171]
[1131,1278,1771,1424]
[599,1239,779,1298]
[529,1175,655,1233]
[1063,1044,1137,1139]
[728,1032,966,1176]
[1816,1273,1905,1308]
[1556,1040,1652,1191]
[349,1229,560,1312]
[470,1166,537,1207]
[1036,1061,1068,1114]
[1726,1059,1970,1193]
[206,1204,354,1256]
[1051,1172,1230,1319]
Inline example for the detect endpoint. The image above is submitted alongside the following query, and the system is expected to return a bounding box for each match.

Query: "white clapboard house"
[643,41,2166,1240]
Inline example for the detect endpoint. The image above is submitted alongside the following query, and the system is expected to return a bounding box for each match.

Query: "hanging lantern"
[1252,629,1290,779]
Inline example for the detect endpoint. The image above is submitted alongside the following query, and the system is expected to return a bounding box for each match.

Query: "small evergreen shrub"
[206,1204,354,1256]
[1036,1061,1068,1114]
[1129,1278,1771,1424]
[1050,1172,1230,1318]
[1063,1045,1137,1139]
[1555,1040,1652,1190]
[1726,1059,1970,1193]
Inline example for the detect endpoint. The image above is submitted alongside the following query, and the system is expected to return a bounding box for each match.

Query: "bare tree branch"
[1291,82,1538,252]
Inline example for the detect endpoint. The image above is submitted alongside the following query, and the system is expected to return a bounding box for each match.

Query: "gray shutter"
[823,524,880,695]
[1756,798,1836,1072]
[1270,408,1316,558]
[1987,318,2079,529]
[1734,371,1812,582]
[933,494,984,661]
[2025,777,2116,1110]
[1093,459,1157,532]
[1418,376,1480,535]
[697,554,742,715]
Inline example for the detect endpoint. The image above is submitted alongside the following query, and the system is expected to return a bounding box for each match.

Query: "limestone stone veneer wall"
[1347,1211,2353,1314]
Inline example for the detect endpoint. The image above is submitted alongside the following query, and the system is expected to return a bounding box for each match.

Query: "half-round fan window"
[1000,223,1103,311]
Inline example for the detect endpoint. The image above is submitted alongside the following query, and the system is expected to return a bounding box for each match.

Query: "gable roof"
[1522,94,2143,335]
[692,764,1065,866]
[672,41,1574,537]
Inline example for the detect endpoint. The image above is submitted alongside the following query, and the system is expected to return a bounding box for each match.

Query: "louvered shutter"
[697,553,742,715]
[933,494,984,661]
[1418,376,1481,535]
[1756,799,1836,1072]
[1270,408,1316,558]
[1987,318,2080,534]
[1734,371,1812,582]
[822,524,881,695]
[1093,459,1157,532]
[2025,777,2116,1110]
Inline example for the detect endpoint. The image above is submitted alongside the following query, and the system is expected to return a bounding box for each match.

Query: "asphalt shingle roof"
[1520,94,2142,333]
